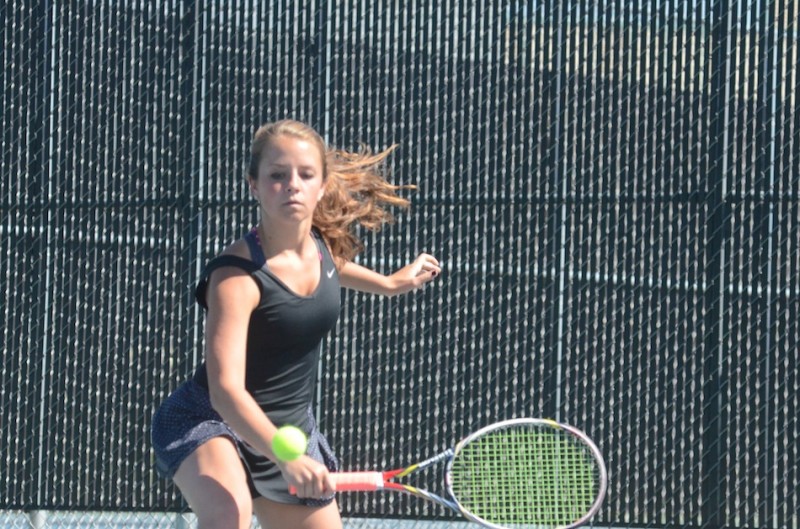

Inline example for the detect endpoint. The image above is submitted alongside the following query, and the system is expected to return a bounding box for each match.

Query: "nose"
[286,170,301,192]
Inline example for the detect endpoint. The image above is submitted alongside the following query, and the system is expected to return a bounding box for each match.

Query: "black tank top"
[192,228,340,429]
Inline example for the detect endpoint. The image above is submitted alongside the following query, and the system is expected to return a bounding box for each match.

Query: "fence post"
[702,1,732,527]
[174,512,189,529]
[26,511,46,529]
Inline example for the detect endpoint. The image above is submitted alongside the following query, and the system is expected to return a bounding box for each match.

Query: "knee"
[196,494,253,529]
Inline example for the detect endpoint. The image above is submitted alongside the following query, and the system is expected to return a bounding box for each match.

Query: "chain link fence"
[2,1,798,528]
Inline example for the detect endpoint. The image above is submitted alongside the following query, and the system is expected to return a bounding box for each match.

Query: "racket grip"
[288,472,384,494]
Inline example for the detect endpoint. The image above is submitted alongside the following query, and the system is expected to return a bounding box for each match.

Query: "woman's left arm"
[339,253,441,296]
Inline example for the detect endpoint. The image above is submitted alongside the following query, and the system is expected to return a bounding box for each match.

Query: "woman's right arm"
[203,266,334,498]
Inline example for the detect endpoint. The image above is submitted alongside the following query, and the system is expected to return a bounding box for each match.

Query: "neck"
[257,219,312,257]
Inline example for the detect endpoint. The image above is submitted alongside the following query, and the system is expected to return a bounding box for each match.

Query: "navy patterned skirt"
[151,379,338,506]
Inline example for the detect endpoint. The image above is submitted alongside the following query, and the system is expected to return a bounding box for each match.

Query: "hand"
[390,253,441,294]
[280,455,335,499]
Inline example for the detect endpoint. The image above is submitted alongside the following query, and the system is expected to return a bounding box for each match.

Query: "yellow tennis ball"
[272,425,308,462]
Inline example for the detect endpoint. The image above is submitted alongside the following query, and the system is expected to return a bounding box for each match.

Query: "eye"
[269,172,286,180]
[300,172,316,180]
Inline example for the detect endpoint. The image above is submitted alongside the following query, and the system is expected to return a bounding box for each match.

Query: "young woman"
[151,120,440,529]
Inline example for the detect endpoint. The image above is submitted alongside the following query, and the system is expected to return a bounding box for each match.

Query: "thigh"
[252,496,342,529]
[173,436,254,529]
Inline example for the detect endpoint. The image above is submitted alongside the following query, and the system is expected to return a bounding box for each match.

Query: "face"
[250,135,325,224]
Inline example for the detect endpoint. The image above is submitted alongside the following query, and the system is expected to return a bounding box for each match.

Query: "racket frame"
[444,418,609,529]
[294,418,608,529]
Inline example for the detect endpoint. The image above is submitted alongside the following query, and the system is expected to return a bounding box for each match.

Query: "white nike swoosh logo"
[327,269,335,278]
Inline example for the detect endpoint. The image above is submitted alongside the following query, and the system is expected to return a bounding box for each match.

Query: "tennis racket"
[291,418,607,528]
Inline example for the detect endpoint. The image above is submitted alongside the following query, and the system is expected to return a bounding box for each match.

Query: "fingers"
[415,253,441,278]
[285,458,335,499]
[388,253,442,295]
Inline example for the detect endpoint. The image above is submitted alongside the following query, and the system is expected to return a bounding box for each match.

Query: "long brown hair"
[247,120,413,262]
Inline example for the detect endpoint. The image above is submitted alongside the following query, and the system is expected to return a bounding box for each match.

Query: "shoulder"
[209,239,259,285]
[195,238,261,308]
[220,238,253,260]
[203,261,260,313]
[206,265,259,306]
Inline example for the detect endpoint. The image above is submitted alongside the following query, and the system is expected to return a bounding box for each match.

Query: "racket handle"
[288,471,384,494]
[330,471,385,491]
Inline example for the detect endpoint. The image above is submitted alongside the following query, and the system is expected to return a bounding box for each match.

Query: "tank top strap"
[244,227,267,265]
[194,255,262,308]
[311,228,333,265]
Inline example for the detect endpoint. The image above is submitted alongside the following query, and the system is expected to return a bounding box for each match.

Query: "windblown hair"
[247,120,413,263]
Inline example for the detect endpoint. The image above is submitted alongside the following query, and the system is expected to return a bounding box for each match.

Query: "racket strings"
[449,425,600,526]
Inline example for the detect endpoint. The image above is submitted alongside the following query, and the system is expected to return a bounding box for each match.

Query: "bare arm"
[339,253,441,296]
[204,267,276,457]
[204,266,333,497]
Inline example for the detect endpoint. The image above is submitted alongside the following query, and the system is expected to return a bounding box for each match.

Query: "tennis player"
[151,119,440,529]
